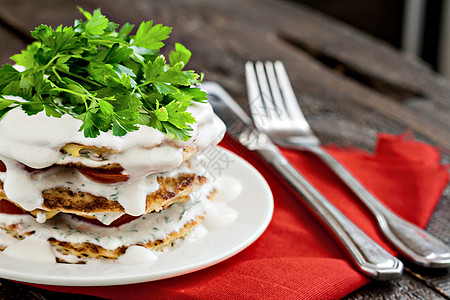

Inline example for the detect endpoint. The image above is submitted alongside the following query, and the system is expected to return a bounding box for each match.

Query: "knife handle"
[256,147,404,280]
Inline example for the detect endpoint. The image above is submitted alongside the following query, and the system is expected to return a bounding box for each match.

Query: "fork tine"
[245,61,267,130]
[254,61,280,122]
[264,61,289,121]
[273,61,311,129]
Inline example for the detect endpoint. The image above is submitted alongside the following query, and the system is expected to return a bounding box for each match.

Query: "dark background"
[298,0,443,71]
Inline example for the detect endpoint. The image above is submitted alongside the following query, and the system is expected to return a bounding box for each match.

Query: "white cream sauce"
[213,176,243,203]
[0,100,225,215]
[0,157,206,218]
[0,175,242,264]
[202,176,241,230]
[88,212,125,226]
[117,245,158,265]
[0,183,213,251]
[0,93,242,264]
[2,236,56,263]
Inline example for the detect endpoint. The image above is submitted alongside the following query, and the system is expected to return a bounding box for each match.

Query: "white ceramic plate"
[0,148,273,286]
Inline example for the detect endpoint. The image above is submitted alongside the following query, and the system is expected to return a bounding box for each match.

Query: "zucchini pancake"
[0,9,226,263]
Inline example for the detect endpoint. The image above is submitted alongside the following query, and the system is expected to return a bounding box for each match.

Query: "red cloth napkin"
[26,133,449,299]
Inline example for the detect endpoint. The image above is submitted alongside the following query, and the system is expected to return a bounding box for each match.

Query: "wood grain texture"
[3,0,450,149]
[0,25,26,65]
[0,0,448,299]
[0,278,100,299]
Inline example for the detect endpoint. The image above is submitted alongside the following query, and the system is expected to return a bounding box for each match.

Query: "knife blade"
[202,81,404,280]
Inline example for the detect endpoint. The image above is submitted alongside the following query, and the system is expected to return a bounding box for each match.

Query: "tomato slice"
[0,200,26,215]
[0,160,6,172]
[73,214,140,228]
[77,167,129,184]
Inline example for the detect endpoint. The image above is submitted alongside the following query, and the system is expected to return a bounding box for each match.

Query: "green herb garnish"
[0,7,207,140]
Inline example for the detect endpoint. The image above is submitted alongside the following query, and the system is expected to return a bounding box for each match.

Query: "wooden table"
[0,0,449,299]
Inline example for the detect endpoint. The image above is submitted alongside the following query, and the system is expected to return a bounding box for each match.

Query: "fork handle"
[307,146,450,268]
[256,147,403,280]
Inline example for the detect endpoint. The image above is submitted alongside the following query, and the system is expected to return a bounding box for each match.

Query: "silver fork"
[246,60,450,268]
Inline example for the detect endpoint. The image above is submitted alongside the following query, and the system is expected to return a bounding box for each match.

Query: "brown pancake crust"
[0,191,216,263]
[49,216,204,262]
[0,215,204,263]
[0,174,207,217]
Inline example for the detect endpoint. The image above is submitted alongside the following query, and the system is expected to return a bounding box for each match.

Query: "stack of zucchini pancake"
[0,8,226,263]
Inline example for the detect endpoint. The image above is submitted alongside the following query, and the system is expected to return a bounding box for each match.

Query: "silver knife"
[203,82,404,280]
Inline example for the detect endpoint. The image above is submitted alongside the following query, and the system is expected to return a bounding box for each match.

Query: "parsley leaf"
[133,21,172,50]
[11,43,40,68]
[0,65,21,90]
[78,7,109,35]
[169,43,191,67]
[166,100,196,129]
[0,8,206,140]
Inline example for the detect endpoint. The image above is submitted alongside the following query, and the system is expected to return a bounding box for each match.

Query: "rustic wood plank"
[0,2,92,36]
[0,25,26,65]
[411,184,450,297]
[226,0,450,124]
[2,1,450,146]
[345,275,448,300]
[197,0,450,148]
[0,278,101,299]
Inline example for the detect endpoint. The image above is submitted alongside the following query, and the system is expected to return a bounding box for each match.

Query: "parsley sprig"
[0,7,207,140]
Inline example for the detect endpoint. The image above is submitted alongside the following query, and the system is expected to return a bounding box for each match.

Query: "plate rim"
[0,147,273,286]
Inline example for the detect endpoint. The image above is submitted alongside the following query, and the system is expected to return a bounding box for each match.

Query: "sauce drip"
[0,102,225,216]
[0,175,243,264]
[72,214,140,227]
[2,237,56,263]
